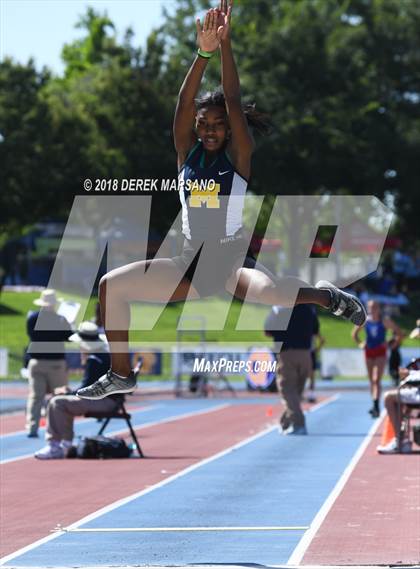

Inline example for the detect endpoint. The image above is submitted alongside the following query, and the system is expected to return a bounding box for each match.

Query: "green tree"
[2,1,419,246]
[61,7,134,76]
[0,58,56,231]
[1,8,179,236]
[159,0,420,242]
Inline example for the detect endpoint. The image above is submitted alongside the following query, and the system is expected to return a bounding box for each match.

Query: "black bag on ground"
[413,425,420,446]
[75,436,132,459]
[189,373,207,393]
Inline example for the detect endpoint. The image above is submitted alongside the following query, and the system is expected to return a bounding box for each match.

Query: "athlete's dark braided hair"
[195,88,272,136]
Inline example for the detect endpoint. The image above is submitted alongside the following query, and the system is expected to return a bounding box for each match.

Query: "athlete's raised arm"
[173,9,223,169]
[352,324,365,349]
[219,0,254,179]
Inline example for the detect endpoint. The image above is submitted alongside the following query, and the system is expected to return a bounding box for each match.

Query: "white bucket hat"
[33,289,63,307]
[69,321,108,352]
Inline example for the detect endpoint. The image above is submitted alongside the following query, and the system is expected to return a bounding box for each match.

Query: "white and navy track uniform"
[173,141,257,296]
[178,141,247,241]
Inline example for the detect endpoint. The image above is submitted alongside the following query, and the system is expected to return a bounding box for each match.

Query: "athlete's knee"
[99,271,121,298]
[47,396,66,417]
[384,390,397,405]
[99,274,108,297]
[103,263,131,283]
[100,268,119,289]
[257,281,278,300]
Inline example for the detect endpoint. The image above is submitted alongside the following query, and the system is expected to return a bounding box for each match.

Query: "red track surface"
[0,403,277,558]
[0,386,27,398]
[0,413,27,434]
[0,388,278,435]
[303,422,420,566]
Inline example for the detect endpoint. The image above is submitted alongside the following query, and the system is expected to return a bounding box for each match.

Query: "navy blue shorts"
[172,237,257,297]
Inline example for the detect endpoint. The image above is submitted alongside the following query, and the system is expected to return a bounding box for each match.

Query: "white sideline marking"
[55,525,309,533]
[0,395,340,566]
[306,393,340,412]
[287,412,384,566]
[0,403,227,465]
[0,451,34,464]
[0,420,276,566]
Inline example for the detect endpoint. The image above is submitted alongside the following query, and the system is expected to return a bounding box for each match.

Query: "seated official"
[409,319,420,340]
[377,362,420,455]
[35,322,123,460]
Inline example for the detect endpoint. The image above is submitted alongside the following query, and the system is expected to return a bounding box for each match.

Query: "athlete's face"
[368,300,380,318]
[195,106,230,152]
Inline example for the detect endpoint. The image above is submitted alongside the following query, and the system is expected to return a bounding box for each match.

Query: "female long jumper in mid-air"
[77,0,366,400]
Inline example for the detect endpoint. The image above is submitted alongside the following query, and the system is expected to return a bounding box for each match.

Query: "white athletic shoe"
[34,441,65,460]
[316,280,367,326]
[283,425,308,436]
[377,437,412,454]
[306,390,317,403]
[77,369,137,400]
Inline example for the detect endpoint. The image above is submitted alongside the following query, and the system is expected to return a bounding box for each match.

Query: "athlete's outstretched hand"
[217,0,233,41]
[196,8,224,53]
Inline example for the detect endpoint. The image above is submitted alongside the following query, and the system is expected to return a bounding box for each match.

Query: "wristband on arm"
[197,48,214,59]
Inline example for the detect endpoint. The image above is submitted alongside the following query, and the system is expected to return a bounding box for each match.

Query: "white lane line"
[306,393,340,413]
[0,451,34,464]
[287,412,384,566]
[0,396,338,465]
[0,396,341,566]
[0,410,24,417]
[0,419,274,566]
[0,404,228,465]
[55,525,309,533]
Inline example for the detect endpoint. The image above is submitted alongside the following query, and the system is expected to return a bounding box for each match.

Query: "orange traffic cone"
[266,406,273,418]
[380,416,395,446]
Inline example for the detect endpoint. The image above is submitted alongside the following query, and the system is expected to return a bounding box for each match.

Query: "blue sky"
[1,0,177,74]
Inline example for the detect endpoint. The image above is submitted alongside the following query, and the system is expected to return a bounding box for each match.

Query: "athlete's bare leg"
[225,263,331,308]
[308,370,315,391]
[366,357,386,401]
[383,390,399,435]
[366,356,386,416]
[99,259,199,376]
[366,358,375,399]
[366,358,376,398]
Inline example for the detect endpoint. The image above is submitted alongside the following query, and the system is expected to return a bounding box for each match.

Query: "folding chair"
[85,400,144,458]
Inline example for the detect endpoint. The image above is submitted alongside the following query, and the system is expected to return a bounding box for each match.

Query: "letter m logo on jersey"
[189,181,221,208]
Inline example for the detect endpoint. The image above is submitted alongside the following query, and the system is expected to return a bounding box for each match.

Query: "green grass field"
[1,290,418,379]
